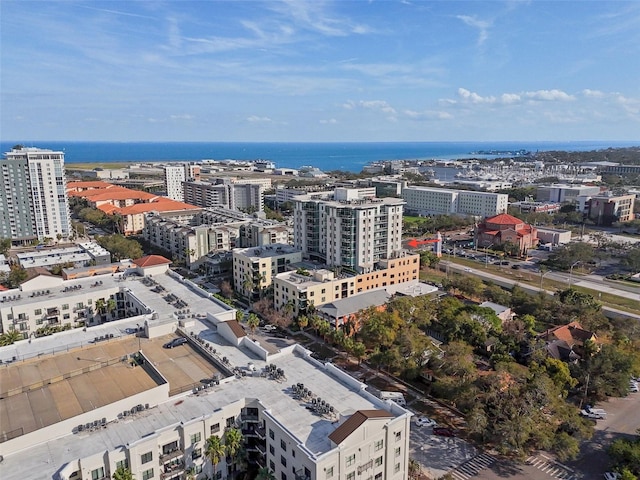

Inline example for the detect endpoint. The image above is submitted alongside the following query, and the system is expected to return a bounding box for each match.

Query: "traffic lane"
[475,460,566,480]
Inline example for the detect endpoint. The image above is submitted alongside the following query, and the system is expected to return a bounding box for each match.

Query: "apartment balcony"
[160,448,184,462]
[160,461,185,480]
[295,468,311,480]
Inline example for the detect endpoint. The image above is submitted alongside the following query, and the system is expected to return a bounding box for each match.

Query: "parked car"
[433,427,455,437]
[604,473,620,480]
[415,416,437,427]
[511,264,521,270]
[501,261,510,265]
[581,409,606,419]
[163,337,187,349]
[262,325,277,331]
[629,381,639,393]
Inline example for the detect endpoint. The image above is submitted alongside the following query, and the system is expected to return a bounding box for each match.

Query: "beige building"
[273,253,420,316]
[294,188,404,274]
[233,244,303,301]
[587,192,635,225]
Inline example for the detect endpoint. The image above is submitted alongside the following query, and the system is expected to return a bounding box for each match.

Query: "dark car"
[501,261,510,265]
[163,337,187,349]
[433,427,455,437]
[511,264,521,270]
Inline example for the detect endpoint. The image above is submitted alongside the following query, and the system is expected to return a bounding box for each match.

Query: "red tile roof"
[132,255,172,268]
[328,410,393,445]
[66,181,115,190]
[486,213,524,225]
[117,199,200,215]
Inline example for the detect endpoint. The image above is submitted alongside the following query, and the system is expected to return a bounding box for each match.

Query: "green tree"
[205,435,225,479]
[297,315,309,330]
[112,466,135,480]
[224,427,243,464]
[256,467,276,480]
[0,238,11,256]
[246,313,260,336]
[96,234,142,261]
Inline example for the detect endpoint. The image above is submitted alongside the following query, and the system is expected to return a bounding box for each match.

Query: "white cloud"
[457,88,496,104]
[452,88,574,105]
[170,114,194,120]
[582,89,608,98]
[343,100,396,115]
[524,89,575,101]
[319,118,337,124]
[246,115,273,123]
[404,109,453,120]
[456,15,492,45]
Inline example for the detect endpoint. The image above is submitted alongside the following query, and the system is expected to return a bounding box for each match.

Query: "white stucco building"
[402,186,508,218]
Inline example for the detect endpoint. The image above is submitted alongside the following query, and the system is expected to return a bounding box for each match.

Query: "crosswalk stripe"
[527,454,576,480]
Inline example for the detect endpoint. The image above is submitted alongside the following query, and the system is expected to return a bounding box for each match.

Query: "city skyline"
[1,0,639,142]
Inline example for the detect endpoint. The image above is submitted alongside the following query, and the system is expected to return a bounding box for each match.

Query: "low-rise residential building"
[184,179,265,212]
[539,321,598,362]
[273,253,420,316]
[16,242,111,269]
[402,186,508,218]
[317,290,391,329]
[475,213,538,255]
[233,244,303,300]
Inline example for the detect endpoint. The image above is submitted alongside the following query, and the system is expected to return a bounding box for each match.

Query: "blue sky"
[1,1,639,142]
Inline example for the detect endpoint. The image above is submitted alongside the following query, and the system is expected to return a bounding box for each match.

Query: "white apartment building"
[184,180,265,212]
[164,163,201,201]
[232,244,302,300]
[402,186,508,218]
[144,215,242,269]
[0,267,411,480]
[294,188,404,273]
[1,147,72,245]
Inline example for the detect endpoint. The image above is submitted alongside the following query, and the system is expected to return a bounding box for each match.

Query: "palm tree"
[107,297,117,319]
[256,467,276,480]
[205,435,226,480]
[408,458,421,480]
[297,315,309,331]
[246,313,260,337]
[0,329,23,346]
[112,466,134,480]
[224,427,243,464]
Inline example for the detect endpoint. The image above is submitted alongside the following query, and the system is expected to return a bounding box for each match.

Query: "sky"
[1,0,640,143]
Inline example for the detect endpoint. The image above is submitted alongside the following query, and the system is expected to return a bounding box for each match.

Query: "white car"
[604,472,620,480]
[415,416,437,428]
[580,409,606,419]
[464,268,472,272]
[262,325,277,331]
[629,382,639,393]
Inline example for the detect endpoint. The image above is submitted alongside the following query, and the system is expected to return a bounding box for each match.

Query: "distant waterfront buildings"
[402,186,508,218]
[535,184,601,204]
[1,146,72,245]
[183,178,267,212]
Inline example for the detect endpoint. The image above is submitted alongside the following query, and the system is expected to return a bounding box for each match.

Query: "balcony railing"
[160,448,184,462]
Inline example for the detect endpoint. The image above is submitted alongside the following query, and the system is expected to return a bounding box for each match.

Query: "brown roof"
[117,199,200,215]
[328,410,393,445]
[541,321,596,347]
[225,320,247,338]
[132,255,172,268]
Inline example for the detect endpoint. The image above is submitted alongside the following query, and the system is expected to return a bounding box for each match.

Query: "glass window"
[91,467,104,480]
[141,452,152,464]
[211,423,220,434]
[395,447,401,457]
[191,432,201,444]
[269,429,275,440]
[281,439,287,451]
[116,459,129,471]
[374,439,383,451]
[347,473,355,480]
[142,468,154,480]
[394,463,400,473]
[281,455,287,467]
[346,454,356,467]
[326,466,334,478]
[375,456,383,466]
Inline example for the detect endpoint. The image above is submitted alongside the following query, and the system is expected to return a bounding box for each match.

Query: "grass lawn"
[67,162,134,170]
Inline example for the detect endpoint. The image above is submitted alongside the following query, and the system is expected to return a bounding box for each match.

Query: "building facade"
[587,193,635,225]
[475,213,538,255]
[535,184,601,204]
[293,188,404,274]
[232,244,303,300]
[1,147,72,245]
[402,186,508,218]
[273,253,420,316]
[164,164,201,201]
[184,180,265,212]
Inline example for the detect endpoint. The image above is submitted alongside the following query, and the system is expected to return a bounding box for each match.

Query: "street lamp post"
[569,261,581,288]
[484,243,494,268]
[539,269,551,291]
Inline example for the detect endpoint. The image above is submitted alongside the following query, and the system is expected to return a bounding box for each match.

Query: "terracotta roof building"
[539,321,598,362]
[475,213,538,256]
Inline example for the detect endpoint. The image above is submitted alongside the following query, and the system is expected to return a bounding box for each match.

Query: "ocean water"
[1,140,637,173]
